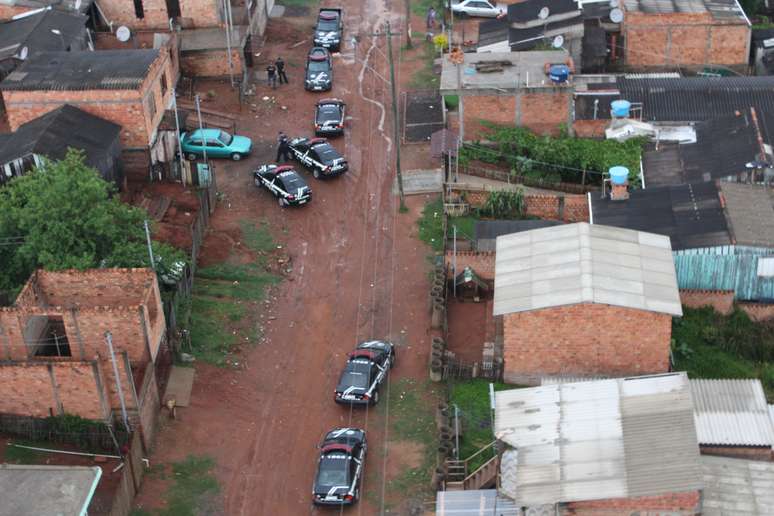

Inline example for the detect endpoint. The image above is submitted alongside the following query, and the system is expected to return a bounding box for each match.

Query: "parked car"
[180,129,252,161]
[334,341,395,405]
[288,137,348,179]
[314,8,343,51]
[305,47,333,92]
[451,0,504,18]
[314,98,346,136]
[312,428,366,506]
[253,164,312,207]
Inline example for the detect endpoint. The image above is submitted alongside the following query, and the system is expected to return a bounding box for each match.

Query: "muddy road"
[136,0,438,514]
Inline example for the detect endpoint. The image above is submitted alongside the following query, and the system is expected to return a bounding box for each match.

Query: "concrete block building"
[493,222,682,384]
[0,269,165,426]
[0,49,176,184]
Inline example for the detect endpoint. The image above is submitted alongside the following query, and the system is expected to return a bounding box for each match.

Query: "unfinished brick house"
[621,0,751,69]
[493,222,682,384]
[494,373,704,514]
[439,51,573,140]
[0,269,165,434]
[0,48,176,184]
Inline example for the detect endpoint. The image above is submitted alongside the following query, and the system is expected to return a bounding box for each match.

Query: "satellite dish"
[610,7,624,22]
[552,35,564,48]
[116,26,131,42]
[609,0,619,7]
[538,6,550,19]
[18,46,28,60]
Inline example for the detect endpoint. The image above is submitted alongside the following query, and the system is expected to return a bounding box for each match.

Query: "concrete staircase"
[444,441,499,491]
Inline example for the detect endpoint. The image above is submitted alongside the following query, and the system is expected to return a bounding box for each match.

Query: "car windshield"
[219,131,233,145]
[281,173,305,190]
[318,106,341,122]
[339,369,369,389]
[316,146,340,162]
[317,457,349,487]
[318,19,338,31]
[308,61,329,73]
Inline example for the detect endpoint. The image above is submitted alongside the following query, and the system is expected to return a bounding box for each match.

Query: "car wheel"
[186,153,197,161]
[231,153,242,161]
[372,390,380,405]
[313,169,321,179]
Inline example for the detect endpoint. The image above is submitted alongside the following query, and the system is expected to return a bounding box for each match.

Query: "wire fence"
[0,413,129,453]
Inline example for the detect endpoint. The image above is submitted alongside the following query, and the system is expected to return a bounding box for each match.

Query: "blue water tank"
[611,100,631,118]
[609,166,629,185]
[548,64,570,84]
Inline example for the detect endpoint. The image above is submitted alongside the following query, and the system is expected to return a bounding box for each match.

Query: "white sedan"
[451,0,504,18]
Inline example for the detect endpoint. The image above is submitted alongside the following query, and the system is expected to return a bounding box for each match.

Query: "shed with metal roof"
[494,372,703,509]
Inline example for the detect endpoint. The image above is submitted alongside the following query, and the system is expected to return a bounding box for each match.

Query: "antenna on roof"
[538,6,550,19]
[610,7,624,22]
[116,26,131,42]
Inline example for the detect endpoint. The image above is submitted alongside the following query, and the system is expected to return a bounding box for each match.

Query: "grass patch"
[411,0,443,16]
[138,455,220,516]
[409,42,440,90]
[2,441,50,464]
[673,306,774,399]
[444,95,459,110]
[417,197,444,252]
[449,380,512,470]
[382,378,438,503]
[448,213,478,241]
[187,220,279,365]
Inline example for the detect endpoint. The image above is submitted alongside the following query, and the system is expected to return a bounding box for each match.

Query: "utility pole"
[405,0,413,49]
[144,220,155,269]
[105,332,130,433]
[195,94,208,163]
[222,0,235,87]
[385,21,407,210]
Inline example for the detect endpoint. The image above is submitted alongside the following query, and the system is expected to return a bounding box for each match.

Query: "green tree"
[0,149,186,292]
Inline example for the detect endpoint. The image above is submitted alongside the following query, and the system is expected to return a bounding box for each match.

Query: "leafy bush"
[479,189,525,219]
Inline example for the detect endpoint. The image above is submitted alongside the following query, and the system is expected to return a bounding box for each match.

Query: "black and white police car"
[305,47,333,92]
[288,137,348,179]
[314,98,346,136]
[334,341,395,406]
[253,164,312,207]
[312,427,366,506]
[313,8,343,51]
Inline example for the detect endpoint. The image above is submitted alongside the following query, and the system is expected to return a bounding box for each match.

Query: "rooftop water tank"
[611,100,631,118]
[609,166,629,185]
[548,64,570,84]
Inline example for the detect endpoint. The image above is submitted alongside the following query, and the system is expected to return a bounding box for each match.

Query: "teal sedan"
[180,129,252,161]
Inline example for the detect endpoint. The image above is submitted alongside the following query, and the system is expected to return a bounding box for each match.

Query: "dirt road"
[136,1,439,515]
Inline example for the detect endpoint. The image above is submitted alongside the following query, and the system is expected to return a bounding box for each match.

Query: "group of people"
[266,57,289,89]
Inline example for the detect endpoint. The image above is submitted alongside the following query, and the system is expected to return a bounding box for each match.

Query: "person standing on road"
[276,132,291,162]
[427,7,436,29]
[275,57,288,84]
[266,62,277,89]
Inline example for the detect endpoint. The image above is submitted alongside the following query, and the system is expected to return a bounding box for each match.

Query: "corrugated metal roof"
[495,372,702,506]
[435,489,520,515]
[673,254,774,301]
[493,222,682,316]
[720,183,774,248]
[701,455,774,515]
[623,0,747,21]
[690,379,774,447]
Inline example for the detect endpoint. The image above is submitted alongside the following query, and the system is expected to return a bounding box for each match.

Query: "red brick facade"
[679,290,734,315]
[180,48,244,78]
[566,490,701,515]
[445,251,496,280]
[2,48,175,150]
[461,90,571,141]
[700,445,773,462]
[502,303,672,384]
[0,269,165,422]
[97,0,222,30]
[451,188,590,223]
[622,11,750,68]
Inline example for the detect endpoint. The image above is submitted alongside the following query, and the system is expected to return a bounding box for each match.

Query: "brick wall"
[452,188,589,223]
[565,490,701,515]
[21,269,155,308]
[445,251,496,280]
[679,290,734,315]
[0,4,30,19]
[738,302,774,322]
[700,445,773,461]
[502,303,672,384]
[2,51,174,149]
[622,12,750,67]
[137,361,160,451]
[572,119,607,138]
[462,90,571,141]
[0,361,109,420]
[180,49,244,78]
[97,0,221,30]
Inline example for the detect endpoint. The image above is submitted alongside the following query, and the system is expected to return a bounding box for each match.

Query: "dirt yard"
[134,0,444,514]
